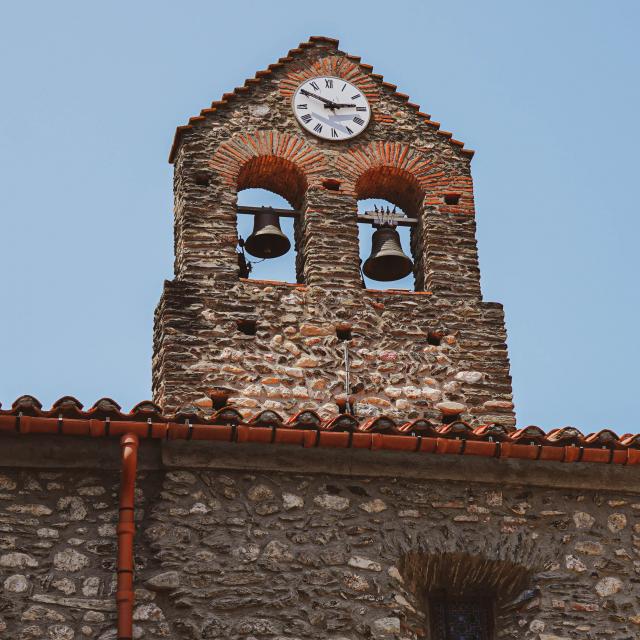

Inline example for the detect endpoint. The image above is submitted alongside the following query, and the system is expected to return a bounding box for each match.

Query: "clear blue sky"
[1,1,638,432]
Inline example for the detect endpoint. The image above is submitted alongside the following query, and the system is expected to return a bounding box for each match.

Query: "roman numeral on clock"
[301,114,312,124]
[313,123,323,133]
[346,126,353,135]
[325,79,333,88]
[356,106,366,111]
[353,116,365,126]
[297,103,308,110]
[351,93,361,100]
[309,81,319,91]
[331,128,338,138]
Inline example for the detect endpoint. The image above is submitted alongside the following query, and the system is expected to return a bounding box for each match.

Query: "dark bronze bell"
[244,211,291,259]
[363,225,414,282]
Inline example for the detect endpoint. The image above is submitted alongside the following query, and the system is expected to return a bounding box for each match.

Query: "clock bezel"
[291,75,372,141]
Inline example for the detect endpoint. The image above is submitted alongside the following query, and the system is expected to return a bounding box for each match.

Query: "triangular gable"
[168,35,473,163]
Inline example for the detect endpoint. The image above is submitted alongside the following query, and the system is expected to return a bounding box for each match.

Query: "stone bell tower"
[153,35,514,427]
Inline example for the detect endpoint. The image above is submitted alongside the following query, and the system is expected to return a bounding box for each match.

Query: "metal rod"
[344,342,351,415]
[358,213,417,227]
[237,205,298,218]
[236,205,417,227]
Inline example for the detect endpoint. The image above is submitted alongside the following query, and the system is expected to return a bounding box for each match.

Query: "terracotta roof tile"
[286,409,322,429]
[87,397,122,419]
[249,410,284,428]
[437,421,477,439]
[323,414,359,432]
[12,394,42,415]
[211,407,244,425]
[359,415,397,434]
[2,395,637,466]
[129,400,165,422]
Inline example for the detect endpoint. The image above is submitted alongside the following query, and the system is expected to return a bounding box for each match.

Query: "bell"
[363,225,414,282]
[244,211,291,259]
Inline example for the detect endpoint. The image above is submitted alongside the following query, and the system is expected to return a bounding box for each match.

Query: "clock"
[292,76,371,141]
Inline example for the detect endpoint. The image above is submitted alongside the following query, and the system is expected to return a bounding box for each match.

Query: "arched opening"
[355,166,425,291]
[237,155,307,209]
[357,198,414,291]
[356,165,424,215]
[236,156,307,284]
[237,189,297,283]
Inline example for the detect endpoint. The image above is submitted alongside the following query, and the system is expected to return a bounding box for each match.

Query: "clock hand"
[299,89,340,108]
[324,103,356,109]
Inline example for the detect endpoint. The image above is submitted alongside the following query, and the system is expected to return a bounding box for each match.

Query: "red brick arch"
[279,56,379,104]
[210,131,328,207]
[336,141,473,215]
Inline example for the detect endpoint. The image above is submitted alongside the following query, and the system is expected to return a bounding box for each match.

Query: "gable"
[168,35,474,164]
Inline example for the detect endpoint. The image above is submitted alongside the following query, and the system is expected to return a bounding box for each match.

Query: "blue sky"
[1,1,638,432]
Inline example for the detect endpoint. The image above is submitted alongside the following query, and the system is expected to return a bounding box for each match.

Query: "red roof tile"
[1,395,638,466]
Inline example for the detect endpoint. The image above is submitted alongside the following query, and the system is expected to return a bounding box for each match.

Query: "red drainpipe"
[117,433,139,640]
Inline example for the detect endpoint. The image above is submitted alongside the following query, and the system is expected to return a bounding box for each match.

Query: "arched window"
[400,552,533,640]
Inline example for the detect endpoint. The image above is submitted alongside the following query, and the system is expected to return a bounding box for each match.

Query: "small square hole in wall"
[427,331,442,346]
[444,193,460,205]
[236,319,257,335]
[194,171,210,186]
[322,178,341,191]
[335,323,352,341]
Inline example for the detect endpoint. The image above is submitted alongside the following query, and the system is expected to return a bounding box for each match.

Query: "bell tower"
[153,36,514,427]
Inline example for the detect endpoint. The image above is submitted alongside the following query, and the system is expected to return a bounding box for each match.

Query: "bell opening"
[358,199,415,291]
[237,189,297,283]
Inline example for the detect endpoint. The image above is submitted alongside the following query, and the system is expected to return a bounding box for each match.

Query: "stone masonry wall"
[153,280,512,425]
[142,469,640,639]
[0,468,166,640]
[153,39,514,425]
[4,464,640,639]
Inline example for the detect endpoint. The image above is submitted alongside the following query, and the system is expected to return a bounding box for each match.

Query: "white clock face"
[292,76,371,141]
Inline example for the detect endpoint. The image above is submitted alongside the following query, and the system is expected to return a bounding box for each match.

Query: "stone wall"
[0,468,165,640]
[152,38,515,425]
[5,462,640,639]
[143,469,640,639]
[153,280,512,425]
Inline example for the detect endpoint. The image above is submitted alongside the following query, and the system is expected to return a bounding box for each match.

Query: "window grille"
[430,598,492,640]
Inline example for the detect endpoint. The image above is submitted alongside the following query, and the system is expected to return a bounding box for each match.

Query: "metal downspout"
[117,433,139,640]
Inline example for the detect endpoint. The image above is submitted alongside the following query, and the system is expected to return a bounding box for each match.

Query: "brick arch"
[279,56,379,104]
[356,165,425,215]
[336,141,472,214]
[210,131,328,208]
